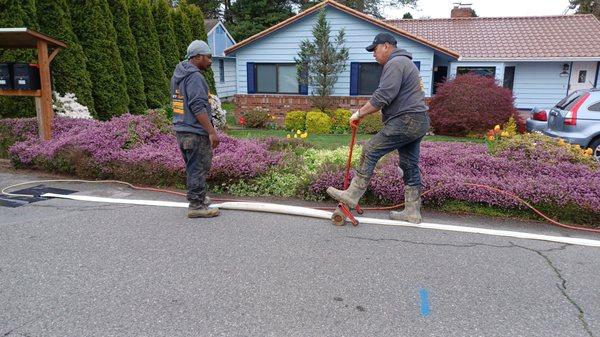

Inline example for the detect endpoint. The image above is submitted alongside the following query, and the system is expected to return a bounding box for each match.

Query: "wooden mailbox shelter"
[0,28,67,140]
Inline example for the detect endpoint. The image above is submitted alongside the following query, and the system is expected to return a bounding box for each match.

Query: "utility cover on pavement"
[0,185,77,208]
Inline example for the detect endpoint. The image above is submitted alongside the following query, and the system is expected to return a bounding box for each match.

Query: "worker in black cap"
[327,32,430,224]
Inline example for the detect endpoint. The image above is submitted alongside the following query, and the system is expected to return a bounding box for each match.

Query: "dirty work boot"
[326,173,370,208]
[188,201,220,218]
[389,186,422,224]
[204,196,212,205]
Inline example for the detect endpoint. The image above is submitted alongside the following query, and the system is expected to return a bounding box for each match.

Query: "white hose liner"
[41,193,600,248]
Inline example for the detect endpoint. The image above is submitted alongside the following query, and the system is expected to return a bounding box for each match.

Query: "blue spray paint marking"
[419,289,430,317]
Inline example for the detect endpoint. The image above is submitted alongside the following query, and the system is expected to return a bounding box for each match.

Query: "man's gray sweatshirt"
[369,48,428,124]
[171,61,212,136]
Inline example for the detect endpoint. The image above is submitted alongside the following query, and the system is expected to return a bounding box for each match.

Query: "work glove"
[350,110,361,124]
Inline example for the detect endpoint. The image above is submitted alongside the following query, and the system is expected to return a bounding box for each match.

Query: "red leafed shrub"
[429,74,517,136]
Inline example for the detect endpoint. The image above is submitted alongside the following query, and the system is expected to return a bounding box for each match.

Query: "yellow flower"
[294,134,298,139]
[501,131,509,137]
[300,132,308,139]
[487,136,495,141]
[585,148,593,155]
[296,130,302,135]
[494,125,501,132]
[286,134,291,139]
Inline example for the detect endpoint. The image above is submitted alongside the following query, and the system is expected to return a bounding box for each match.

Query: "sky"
[384,0,575,19]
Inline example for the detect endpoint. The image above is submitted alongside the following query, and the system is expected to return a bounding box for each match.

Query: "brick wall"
[234,94,371,124]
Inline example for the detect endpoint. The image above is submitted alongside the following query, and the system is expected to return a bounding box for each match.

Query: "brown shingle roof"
[388,15,600,60]
[204,19,219,33]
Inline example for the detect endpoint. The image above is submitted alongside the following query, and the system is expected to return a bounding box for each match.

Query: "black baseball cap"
[366,32,397,52]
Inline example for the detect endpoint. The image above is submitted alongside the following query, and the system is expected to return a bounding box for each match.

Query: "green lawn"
[225,128,484,149]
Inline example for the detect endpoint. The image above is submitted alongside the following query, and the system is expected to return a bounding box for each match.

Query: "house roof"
[204,19,219,33]
[388,14,600,61]
[224,0,459,58]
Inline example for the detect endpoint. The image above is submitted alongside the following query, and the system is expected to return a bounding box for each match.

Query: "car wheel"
[590,137,600,162]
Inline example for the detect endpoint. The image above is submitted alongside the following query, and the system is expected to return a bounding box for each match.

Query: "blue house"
[224,0,600,115]
[205,19,237,100]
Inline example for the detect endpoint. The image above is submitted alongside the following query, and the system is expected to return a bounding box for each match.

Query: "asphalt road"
[1,170,599,337]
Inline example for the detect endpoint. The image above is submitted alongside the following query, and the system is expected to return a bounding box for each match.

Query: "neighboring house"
[391,9,600,109]
[224,0,600,116]
[206,19,237,100]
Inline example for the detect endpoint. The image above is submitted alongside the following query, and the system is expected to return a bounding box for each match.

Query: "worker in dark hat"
[327,32,430,223]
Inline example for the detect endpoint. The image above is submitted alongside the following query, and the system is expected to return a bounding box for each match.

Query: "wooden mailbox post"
[0,28,66,140]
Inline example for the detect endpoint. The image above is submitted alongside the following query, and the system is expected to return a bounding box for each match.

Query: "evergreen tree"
[188,0,221,19]
[295,0,418,19]
[402,12,413,19]
[570,0,600,18]
[36,0,95,114]
[107,0,147,114]
[0,0,39,118]
[152,0,180,80]
[70,0,129,120]
[171,0,193,59]
[128,0,169,108]
[295,9,349,111]
[184,3,217,94]
[226,0,295,41]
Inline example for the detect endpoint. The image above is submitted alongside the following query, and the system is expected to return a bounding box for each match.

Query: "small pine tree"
[128,0,169,108]
[152,0,181,81]
[107,0,147,114]
[402,12,413,19]
[295,9,349,112]
[36,0,96,115]
[70,0,130,120]
[184,3,217,94]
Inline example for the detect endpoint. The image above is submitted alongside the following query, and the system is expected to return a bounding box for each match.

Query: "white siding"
[212,58,237,99]
[449,61,570,110]
[511,62,569,109]
[232,7,437,96]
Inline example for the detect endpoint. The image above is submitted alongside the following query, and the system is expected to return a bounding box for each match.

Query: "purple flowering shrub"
[2,114,282,185]
[309,141,600,224]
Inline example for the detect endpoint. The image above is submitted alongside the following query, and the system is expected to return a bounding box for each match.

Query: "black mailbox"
[12,63,40,90]
[0,63,11,89]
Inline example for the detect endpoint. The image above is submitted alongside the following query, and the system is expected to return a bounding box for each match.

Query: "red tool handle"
[343,121,360,189]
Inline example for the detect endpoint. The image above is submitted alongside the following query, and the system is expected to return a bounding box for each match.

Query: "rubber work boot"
[326,172,370,208]
[389,185,422,224]
[188,201,219,218]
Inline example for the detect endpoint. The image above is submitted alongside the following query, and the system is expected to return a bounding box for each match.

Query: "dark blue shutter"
[350,62,359,96]
[299,69,308,95]
[413,61,421,70]
[247,62,255,94]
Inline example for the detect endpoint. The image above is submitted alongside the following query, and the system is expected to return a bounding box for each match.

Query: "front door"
[432,66,448,95]
[569,62,597,93]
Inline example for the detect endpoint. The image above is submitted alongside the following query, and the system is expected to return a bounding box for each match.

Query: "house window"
[503,66,515,91]
[255,63,299,94]
[219,59,225,83]
[359,63,382,95]
[457,66,496,78]
[578,70,587,83]
[350,61,421,96]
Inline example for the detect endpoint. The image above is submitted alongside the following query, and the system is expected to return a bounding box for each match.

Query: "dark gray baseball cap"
[366,32,397,52]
